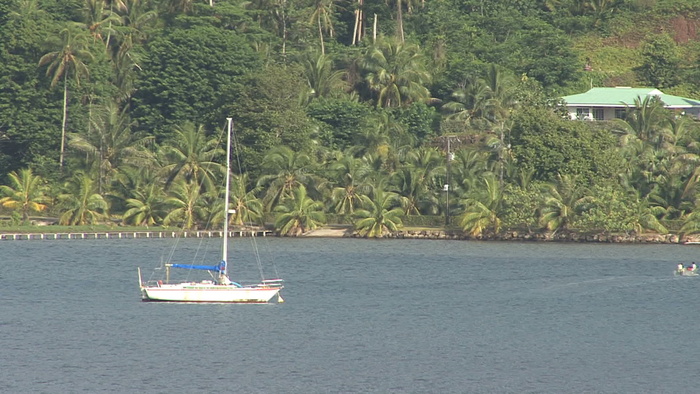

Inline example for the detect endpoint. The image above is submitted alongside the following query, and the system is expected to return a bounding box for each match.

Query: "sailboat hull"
[141,283,281,303]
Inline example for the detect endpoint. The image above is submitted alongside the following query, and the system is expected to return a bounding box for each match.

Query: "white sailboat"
[138,118,284,303]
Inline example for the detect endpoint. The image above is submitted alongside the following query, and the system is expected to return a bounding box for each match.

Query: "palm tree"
[353,189,404,237]
[538,174,591,233]
[122,183,167,226]
[0,169,50,223]
[257,146,315,212]
[68,99,153,193]
[159,122,225,192]
[38,27,93,169]
[57,172,109,225]
[449,148,490,199]
[227,173,264,226]
[615,95,668,148]
[393,147,442,215]
[361,38,431,108]
[627,198,668,235]
[457,173,505,237]
[78,0,122,48]
[680,200,700,236]
[163,178,208,230]
[443,76,491,130]
[273,185,326,236]
[328,152,371,216]
[309,0,335,54]
[299,51,346,100]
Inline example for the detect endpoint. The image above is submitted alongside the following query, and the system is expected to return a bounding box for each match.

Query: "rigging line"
[228,120,280,281]
[249,233,265,280]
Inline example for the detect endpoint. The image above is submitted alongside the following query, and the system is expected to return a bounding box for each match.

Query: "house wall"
[565,107,620,121]
[566,106,700,120]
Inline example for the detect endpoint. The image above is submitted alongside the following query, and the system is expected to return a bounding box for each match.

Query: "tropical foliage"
[4,0,700,242]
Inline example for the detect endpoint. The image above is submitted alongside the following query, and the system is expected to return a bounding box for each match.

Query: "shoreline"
[1,226,697,244]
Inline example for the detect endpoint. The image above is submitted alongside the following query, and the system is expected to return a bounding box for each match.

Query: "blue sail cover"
[171,260,226,272]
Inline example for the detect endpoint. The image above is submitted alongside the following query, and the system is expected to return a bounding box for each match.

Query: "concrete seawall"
[0,229,272,241]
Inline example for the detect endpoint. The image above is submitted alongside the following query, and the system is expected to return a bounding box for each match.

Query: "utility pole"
[444,136,455,226]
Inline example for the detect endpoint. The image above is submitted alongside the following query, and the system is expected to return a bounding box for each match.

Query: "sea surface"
[2,237,700,393]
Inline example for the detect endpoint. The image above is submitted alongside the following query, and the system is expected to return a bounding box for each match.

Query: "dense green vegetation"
[4,0,700,238]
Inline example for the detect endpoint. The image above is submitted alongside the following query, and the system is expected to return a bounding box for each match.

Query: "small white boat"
[675,267,698,277]
[138,118,284,303]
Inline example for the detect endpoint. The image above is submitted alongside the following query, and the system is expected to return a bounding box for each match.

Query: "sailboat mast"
[222,118,233,276]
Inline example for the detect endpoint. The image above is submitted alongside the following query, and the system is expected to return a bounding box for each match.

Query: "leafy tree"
[232,64,317,174]
[459,174,505,237]
[308,0,335,54]
[0,168,50,222]
[636,33,682,89]
[307,98,373,151]
[457,173,505,237]
[273,184,326,236]
[131,22,261,139]
[614,95,669,148]
[510,107,620,183]
[442,75,492,130]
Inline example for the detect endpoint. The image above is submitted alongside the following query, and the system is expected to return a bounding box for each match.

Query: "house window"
[576,108,590,120]
[593,108,604,120]
[614,108,626,119]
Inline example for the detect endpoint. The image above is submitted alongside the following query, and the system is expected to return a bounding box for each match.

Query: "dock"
[0,230,273,241]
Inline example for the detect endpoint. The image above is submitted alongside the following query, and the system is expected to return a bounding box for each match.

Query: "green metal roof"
[562,87,700,108]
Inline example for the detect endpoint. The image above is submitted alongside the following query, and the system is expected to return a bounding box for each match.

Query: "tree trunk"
[318,16,325,54]
[60,77,68,170]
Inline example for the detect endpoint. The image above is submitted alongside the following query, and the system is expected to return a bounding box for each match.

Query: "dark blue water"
[2,237,699,393]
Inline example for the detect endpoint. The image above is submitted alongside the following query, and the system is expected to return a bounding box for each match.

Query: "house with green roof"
[560,87,700,121]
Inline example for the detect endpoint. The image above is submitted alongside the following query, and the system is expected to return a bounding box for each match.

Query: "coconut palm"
[299,51,346,100]
[226,173,264,226]
[57,172,109,225]
[627,198,668,235]
[361,38,431,108]
[680,199,700,236]
[309,0,335,54]
[78,0,122,48]
[122,182,167,226]
[449,148,490,199]
[68,99,153,193]
[159,122,225,192]
[273,185,326,236]
[328,152,371,216]
[393,147,442,215]
[457,173,505,237]
[538,174,591,233]
[0,169,50,223]
[163,178,208,230]
[615,95,668,148]
[353,189,404,237]
[257,146,316,211]
[38,27,93,168]
[443,76,491,130]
